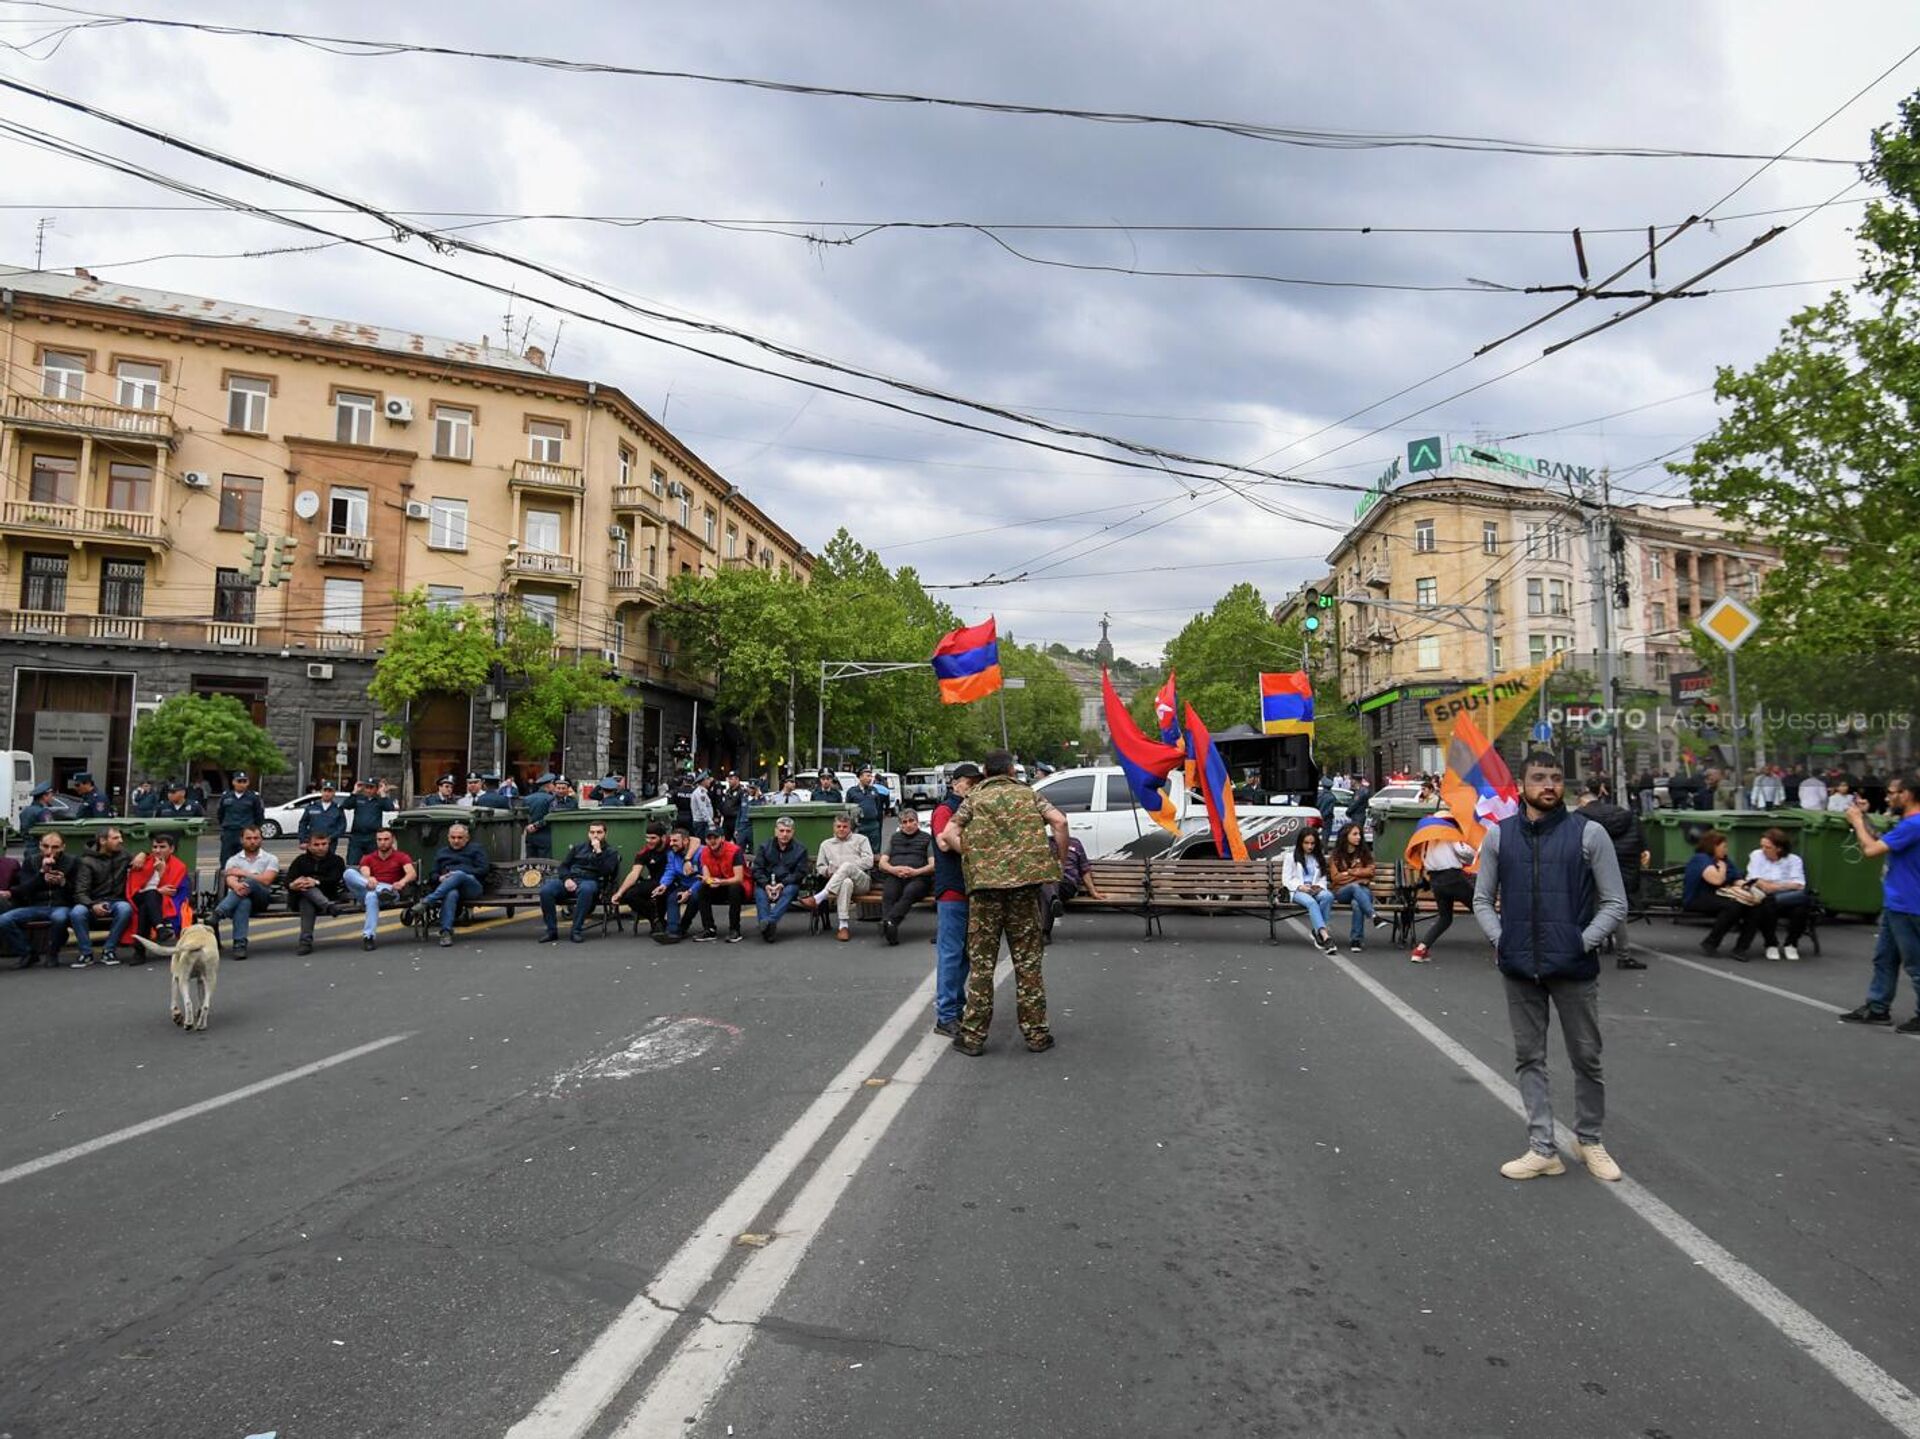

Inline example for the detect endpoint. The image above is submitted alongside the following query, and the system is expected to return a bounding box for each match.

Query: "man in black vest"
[1472,752,1629,1184]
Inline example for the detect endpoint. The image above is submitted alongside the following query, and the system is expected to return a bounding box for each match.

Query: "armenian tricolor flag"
[1403,811,1475,874]
[931,618,1003,705]
[1184,701,1249,862]
[1103,668,1184,834]
[1259,671,1315,737]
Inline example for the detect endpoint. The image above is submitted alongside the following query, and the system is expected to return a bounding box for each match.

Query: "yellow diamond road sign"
[1699,595,1761,652]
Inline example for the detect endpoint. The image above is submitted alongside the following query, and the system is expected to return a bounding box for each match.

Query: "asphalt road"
[2,896,1917,1439]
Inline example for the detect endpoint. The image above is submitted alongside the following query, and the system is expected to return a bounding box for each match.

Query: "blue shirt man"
[422,824,491,946]
[523,774,559,858]
[343,779,396,864]
[1839,773,1920,1027]
[650,827,706,943]
[297,783,349,852]
[215,773,266,867]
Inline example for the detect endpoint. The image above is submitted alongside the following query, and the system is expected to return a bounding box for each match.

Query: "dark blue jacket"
[1490,806,1598,983]
[931,788,967,898]
[345,793,394,839]
[753,836,811,889]
[217,789,266,832]
[298,800,348,842]
[558,841,621,884]
[849,783,886,841]
[430,843,491,883]
[73,791,111,818]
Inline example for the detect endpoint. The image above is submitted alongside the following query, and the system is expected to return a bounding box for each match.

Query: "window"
[321,578,363,632]
[1040,774,1096,813]
[645,539,659,577]
[762,551,774,570]
[40,350,86,399]
[725,523,738,558]
[1650,549,1665,579]
[1415,577,1437,608]
[114,360,163,411]
[1548,578,1567,615]
[704,507,718,546]
[780,561,790,578]
[218,474,263,531]
[1527,578,1544,616]
[226,374,270,433]
[433,405,474,461]
[1492,637,1504,670]
[520,593,558,630]
[427,584,464,612]
[328,486,369,537]
[1483,578,1502,613]
[1546,523,1563,561]
[1099,774,1134,811]
[678,489,692,529]
[20,553,67,611]
[1651,601,1668,634]
[428,497,468,550]
[1529,634,1547,665]
[612,526,631,569]
[527,419,565,463]
[1653,651,1670,682]
[650,466,666,498]
[1416,635,1441,670]
[746,537,757,562]
[335,390,375,446]
[1525,522,1541,559]
[1483,521,1500,555]
[213,568,256,624]
[618,446,634,486]
[106,461,153,512]
[525,509,562,553]
[99,558,146,617]
[1550,633,1571,656]
[1413,519,1435,553]
[28,454,76,506]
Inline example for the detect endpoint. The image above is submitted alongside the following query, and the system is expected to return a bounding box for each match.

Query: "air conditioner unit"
[599,647,621,666]
[180,470,212,489]
[383,396,414,422]
[307,663,335,680]
[607,524,625,541]
[371,731,401,754]
[658,650,675,670]
[404,500,431,520]
[666,480,687,498]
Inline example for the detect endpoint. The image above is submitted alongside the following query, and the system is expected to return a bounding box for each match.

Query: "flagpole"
[997,684,1009,751]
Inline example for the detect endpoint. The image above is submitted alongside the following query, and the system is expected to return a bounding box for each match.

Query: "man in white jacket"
[805,814,873,941]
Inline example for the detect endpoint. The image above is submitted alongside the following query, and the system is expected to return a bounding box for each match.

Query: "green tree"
[368,591,495,732]
[500,614,633,762]
[132,694,286,784]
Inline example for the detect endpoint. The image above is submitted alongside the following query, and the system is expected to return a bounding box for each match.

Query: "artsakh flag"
[1155,670,1197,792]
[1433,711,1518,862]
[931,618,1003,705]
[1403,812,1474,874]
[1103,668,1183,835]
[1259,671,1315,737]
[1184,701,1249,862]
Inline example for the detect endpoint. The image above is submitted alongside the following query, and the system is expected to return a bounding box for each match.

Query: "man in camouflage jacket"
[939,749,1069,1055]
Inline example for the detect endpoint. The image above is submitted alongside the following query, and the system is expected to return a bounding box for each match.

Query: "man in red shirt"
[342,826,417,951]
[696,823,753,943]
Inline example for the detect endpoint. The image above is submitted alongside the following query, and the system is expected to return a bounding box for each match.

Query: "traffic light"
[269,535,298,588]
[241,530,268,585]
[1302,586,1332,633]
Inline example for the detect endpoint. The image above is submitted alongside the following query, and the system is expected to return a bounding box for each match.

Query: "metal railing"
[3,394,176,444]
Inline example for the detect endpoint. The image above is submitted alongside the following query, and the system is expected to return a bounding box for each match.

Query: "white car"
[1032,765,1320,858]
[259,791,331,839]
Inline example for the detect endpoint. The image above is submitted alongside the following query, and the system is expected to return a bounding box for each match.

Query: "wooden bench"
[1631,865,1823,955]
[1082,857,1305,943]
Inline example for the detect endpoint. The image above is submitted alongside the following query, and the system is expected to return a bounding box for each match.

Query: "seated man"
[125,833,194,955]
[540,820,620,944]
[752,816,810,942]
[648,825,706,944]
[284,832,349,956]
[0,832,77,968]
[421,822,491,948]
[342,826,417,951]
[876,806,934,946]
[1040,831,1105,941]
[212,825,280,960]
[695,823,751,943]
[609,822,672,934]
[803,814,873,942]
[69,825,135,968]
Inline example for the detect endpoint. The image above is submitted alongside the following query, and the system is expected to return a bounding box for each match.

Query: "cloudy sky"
[0,0,1912,660]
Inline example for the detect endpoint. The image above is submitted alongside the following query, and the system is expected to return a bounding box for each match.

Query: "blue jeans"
[935,898,970,1024]
[71,899,135,955]
[0,904,70,959]
[425,871,483,932]
[213,880,273,944]
[1864,910,1920,1013]
[1292,888,1335,932]
[754,882,799,932]
[1334,881,1375,941]
[663,887,702,934]
[342,868,400,937]
[539,876,599,936]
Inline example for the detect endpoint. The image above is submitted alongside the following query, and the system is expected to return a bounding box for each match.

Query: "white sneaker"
[1782,944,1801,962]
[1500,1149,1565,1180]
[1764,946,1782,961]
[1575,1141,1623,1182]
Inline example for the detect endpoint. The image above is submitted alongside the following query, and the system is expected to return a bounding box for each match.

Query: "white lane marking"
[1635,944,1849,1014]
[614,969,1006,1436]
[548,1017,743,1093]
[0,1033,413,1187]
[1315,935,1920,1437]
[505,973,936,1439]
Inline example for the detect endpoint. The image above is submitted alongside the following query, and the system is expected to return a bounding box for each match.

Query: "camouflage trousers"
[957,884,1049,1046]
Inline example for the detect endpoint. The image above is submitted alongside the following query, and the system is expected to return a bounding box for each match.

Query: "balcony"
[316,531,374,566]
[316,630,367,655]
[205,621,259,647]
[511,548,582,584]
[0,498,170,551]
[4,610,147,642]
[611,484,663,516]
[610,565,666,603]
[510,459,584,494]
[3,394,176,447]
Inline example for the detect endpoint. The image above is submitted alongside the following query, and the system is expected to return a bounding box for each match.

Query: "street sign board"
[1698,596,1760,652]
[1003,677,1027,690]
[1530,720,1553,743]
[1407,436,1443,473]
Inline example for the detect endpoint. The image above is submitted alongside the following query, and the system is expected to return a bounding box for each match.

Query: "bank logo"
[1407,436,1443,473]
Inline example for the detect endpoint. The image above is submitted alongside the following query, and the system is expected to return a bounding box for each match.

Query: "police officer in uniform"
[456,773,485,809]
[474,774,511,809]
[523,773,559,858]
[343,776,394,866]
[430,774,460,807]
[598,773,637,807]
[215,771,266,868]
[70,772,111,818]
[940,749,1070,1057]
[297,781,349,854]
[19,781,55,860]
[128,779,160,818]
[155,780,203,820]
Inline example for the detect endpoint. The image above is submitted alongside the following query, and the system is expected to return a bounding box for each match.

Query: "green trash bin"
[388,806,522,865]
[1645,809,1716,870]
[1797,808,1890,917]
[1372,801,1438,867]
[750,801,848,858]
[548,803,673,864]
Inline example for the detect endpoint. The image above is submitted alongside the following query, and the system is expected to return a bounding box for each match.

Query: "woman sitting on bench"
[1683,828,1764,959]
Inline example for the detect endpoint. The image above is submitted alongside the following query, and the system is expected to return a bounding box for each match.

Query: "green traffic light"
[1304,615,1321,633]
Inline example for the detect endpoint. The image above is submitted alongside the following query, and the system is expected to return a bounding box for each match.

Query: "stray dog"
[131,924,220,1031]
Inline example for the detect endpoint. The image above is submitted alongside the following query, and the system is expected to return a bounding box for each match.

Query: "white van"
[2,751,34,834]
[1033,765,1321,858]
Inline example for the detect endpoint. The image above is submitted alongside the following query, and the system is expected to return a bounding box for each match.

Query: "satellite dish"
[293,489,321,521]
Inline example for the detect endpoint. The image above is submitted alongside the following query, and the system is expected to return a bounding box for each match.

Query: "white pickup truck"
[1031,765,1321,859]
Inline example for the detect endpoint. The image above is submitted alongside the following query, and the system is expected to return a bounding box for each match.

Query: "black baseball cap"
[949,763,983,781]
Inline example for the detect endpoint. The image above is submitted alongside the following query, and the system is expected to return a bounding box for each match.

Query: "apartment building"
[1320,441,1775,783]
[0,266,809,801]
